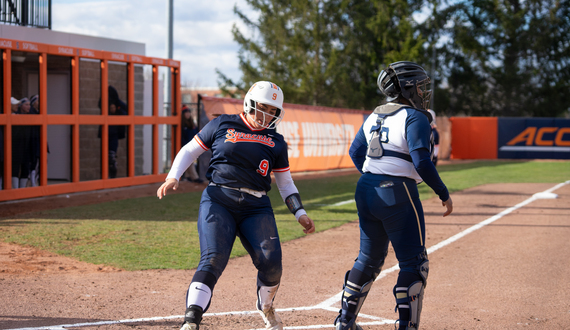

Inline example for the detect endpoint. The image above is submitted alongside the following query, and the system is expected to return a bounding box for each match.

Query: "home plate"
[533,192,558,199]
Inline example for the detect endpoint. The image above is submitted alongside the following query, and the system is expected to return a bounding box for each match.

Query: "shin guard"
[334,271,373,330]
[257,283,279,312]
[394,281,424,330]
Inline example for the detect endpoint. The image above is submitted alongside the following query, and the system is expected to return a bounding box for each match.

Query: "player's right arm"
[406,111,453,216]
[274,170,315,234]
[156,138,208,199]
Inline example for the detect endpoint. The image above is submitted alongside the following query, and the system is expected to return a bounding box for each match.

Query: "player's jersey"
[354,104,432,183]
[196,113,289,192]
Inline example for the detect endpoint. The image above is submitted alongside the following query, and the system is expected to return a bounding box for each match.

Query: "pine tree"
[218,0,427,110]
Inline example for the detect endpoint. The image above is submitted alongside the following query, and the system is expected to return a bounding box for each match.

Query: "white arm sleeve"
[274,170,307,221]
[166,139,207,181]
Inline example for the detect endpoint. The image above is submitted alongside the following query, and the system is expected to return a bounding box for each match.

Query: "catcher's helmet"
[377,61,432,110]
[243,81,284,129]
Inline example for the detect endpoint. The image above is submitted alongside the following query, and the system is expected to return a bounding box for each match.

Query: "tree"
[431,0,570,117]
[218,0,428,110]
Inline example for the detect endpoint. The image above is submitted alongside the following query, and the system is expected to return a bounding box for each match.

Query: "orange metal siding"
[450,117,498,159]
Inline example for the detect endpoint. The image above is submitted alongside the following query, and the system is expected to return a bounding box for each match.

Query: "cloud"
[52,0,256,87]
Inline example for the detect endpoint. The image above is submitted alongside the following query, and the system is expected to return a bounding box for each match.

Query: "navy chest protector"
[367,104,433,162]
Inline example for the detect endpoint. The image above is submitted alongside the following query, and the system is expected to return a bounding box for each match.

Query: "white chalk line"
[8,181,568,330]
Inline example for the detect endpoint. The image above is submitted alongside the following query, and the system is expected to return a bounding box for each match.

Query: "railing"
[1,0,51,29]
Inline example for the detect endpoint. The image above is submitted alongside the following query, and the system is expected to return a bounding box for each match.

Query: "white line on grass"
[330,199,355,206]
[8,181,568,330]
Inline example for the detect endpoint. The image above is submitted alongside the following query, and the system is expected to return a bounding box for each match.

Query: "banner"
[200,96,369,172]
[498,118,570,159]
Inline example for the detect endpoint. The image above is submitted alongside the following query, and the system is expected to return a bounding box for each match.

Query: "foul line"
[8,181,568,330]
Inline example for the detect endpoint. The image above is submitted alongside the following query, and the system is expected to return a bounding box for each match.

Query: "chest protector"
[367,104,434,162]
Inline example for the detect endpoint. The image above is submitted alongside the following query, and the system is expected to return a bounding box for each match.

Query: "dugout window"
[108,61,128,113]
[79,58,101,115]
[135,124,153,176]
[47,125,72,184]
[134,64,153,117]
[79,124,101,182]
[45,55,72,115]
[11,51,40,113]
[158,66,172,117]
[158,124,173,174]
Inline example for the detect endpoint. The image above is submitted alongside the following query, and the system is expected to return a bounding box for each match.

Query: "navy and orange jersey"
[195,113,289,192]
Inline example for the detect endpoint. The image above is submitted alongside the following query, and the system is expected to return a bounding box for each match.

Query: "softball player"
[333,62,453,330]
[157,81,315,330]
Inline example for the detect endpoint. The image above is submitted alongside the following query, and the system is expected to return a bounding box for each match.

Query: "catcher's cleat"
[258,306,283,330]
[334,318,363,330]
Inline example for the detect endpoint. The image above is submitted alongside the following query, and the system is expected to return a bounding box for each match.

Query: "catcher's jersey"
[353,104,432,183]
[196,113,289,192]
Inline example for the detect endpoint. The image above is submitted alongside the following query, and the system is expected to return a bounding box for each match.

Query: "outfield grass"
[0,160,568,271]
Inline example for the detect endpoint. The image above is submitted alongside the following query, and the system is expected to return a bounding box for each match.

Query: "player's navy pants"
[353,173,426,277]
[196,185,283,286]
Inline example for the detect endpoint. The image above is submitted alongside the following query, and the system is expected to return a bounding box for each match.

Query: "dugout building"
[1,5,181,202]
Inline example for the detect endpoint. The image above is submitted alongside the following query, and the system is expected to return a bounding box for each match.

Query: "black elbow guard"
[285,193,304,214]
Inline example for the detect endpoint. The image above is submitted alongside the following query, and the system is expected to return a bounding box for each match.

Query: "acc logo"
[507,127,570,146]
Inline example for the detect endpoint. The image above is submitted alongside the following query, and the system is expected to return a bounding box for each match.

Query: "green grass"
[0,160,568,270]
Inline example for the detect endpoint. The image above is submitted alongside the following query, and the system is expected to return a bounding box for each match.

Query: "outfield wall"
[200,96,370,172]
[450,117,570,159]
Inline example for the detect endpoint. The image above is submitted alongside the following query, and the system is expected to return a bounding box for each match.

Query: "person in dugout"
[98,86,127,178]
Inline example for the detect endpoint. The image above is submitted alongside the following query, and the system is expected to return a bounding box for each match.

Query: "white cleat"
[258,307,283,330]
[180,322,198,330]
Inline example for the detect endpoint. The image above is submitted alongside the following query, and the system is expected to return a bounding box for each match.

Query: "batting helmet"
[377,61,432,110]
[243,81,284,129]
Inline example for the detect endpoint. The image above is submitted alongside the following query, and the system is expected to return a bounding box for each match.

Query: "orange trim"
[72,55,80,182]
[101,59,109,180]
[273,167,290,172]
[0,174,168,201]
[127,62,135,177]
[195,136,209,150]
[39,52,48,186]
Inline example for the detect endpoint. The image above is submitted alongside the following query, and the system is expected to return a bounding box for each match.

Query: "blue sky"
[52,0,255,87]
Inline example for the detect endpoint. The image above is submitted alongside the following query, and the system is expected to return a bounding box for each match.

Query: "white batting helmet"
[243,81,284,129]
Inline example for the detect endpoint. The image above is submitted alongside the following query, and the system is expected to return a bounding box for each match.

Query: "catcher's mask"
[377,61,432,110]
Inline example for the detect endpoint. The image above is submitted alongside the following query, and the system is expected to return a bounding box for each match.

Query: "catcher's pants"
[196,185,283,286]
[354,173,426,275]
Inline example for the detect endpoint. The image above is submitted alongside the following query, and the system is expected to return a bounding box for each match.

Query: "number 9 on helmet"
[243,81,285,129]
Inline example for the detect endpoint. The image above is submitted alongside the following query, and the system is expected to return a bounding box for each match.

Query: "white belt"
[209,183,266,198]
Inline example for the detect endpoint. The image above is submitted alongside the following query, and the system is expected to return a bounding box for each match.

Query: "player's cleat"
[258,306,283,330]
[179,322,198,330]
[180,305,203,330]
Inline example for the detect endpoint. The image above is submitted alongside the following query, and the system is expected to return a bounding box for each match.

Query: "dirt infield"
[1,178,569,329]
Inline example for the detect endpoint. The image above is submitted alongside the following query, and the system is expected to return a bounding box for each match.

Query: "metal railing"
[1,0,51,29]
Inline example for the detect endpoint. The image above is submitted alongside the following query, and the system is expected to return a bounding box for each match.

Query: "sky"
[52,0,255,88]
